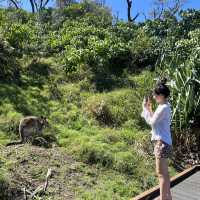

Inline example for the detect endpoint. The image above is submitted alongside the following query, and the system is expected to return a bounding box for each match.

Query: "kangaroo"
[6,116,48,146]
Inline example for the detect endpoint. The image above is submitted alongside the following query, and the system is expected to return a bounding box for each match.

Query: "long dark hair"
[153,78,170,98]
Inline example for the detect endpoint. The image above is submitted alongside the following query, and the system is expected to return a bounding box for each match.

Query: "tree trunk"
[29,0,35,13]
[127,0,132,22]
[126,0,139,22]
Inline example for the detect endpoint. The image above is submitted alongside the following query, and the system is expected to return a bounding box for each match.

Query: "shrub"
[3,23,35,50]
[84,78,155,128]
[27,58,51,77]
[78,142,114,167]
[0,39,20,83]
[113,152,137,175]
[48,81,63,101]
[0,169,10,199]
[85,97,114,126]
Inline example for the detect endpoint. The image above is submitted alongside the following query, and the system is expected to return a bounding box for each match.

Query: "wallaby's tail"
[6,141,23,146]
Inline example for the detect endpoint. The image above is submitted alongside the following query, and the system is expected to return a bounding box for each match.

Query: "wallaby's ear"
[40,116,44,119]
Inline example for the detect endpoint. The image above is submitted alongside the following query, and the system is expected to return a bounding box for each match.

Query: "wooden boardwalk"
[132,165,200,200]
[169,171,200,200]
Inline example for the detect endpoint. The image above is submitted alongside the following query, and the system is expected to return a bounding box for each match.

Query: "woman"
[141,79,173,200]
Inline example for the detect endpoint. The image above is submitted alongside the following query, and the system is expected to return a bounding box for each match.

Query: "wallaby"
[6,116,48,146]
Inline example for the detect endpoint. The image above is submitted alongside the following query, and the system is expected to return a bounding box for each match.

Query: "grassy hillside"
[0,1,199,199]
[0,56,178,199]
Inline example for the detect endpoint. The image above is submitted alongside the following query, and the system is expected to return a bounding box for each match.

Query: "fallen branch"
[44,168,52,191]
[30,185,44,199]
[26,168,52,199]
[23,187,27,200]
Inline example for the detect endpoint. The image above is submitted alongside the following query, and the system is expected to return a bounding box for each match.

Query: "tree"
[95,0,106,7]
[150,0,186,19]
[29,0,51,13]
[56,0,75,8]
[0,0,51,12]
[5,0,20,9]
[0,38,20,83]
[126,0,139,22]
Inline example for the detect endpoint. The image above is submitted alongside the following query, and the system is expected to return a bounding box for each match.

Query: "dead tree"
[29,0,51,13]
[126,0,139,22]
[5,0,20,9]
[56,0,75,8]
[1,0,51,12]
[150,0,186,19]
[95,0,106,7]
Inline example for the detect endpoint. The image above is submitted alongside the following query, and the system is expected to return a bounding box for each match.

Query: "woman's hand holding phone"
[144,96,152,112]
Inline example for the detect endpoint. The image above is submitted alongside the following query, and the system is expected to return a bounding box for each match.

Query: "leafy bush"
[85,97,114,126]
[3,23,35,50]
[0,39,20,83]
[84,75,154,128]
[58,24,155,90]
[27,58,51,77]
[0,169,10,199]
[155,23,200,151]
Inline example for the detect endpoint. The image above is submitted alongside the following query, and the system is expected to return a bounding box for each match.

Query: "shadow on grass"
[0,84,50,116]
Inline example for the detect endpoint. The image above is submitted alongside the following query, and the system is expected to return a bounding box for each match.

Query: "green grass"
[0,58,177,199]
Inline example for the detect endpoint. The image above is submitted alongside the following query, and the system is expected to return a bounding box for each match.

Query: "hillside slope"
[0,2,199,199]
[0,144,86,199]
[0,55,179,199]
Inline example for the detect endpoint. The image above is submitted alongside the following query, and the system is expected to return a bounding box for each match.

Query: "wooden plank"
[170,171,200,200]
[131,165,200,200]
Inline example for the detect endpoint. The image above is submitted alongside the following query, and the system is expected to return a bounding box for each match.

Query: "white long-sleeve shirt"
[141,99,172,145]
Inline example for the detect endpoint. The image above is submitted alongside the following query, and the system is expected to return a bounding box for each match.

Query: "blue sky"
[1,0,200,21]
[106,0,200,21]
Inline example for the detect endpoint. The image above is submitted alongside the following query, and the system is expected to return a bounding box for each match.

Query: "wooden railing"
[131,165,200,200]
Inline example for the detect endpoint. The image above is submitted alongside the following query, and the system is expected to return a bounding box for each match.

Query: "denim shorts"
[153,140,172,158]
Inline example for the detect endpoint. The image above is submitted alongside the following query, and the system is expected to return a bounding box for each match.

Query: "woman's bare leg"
[156,157,172,200]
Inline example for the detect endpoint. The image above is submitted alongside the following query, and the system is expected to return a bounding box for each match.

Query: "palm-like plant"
[168,64,200,132]
[157,29,200,133]
[168,62,200,152]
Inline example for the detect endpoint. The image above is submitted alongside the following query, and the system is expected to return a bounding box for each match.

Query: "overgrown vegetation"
[0,1,199,199]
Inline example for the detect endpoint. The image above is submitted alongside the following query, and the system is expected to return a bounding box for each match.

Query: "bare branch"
[23,187,27,200]
[44,168,52,191]
[150,0,187,19]
[28,0,51,13]
[132,12,140,21]
[9,0,19,9]
[33,0,39,12]
[141,12,148,21]
[168,0,186,15]
[56,0,75,8]
[39,0,43,10]
[43,0,50,8]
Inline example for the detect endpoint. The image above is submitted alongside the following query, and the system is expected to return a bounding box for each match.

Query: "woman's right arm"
[141,98,152,124]
[141,98,152,122]
[141,103,166,126]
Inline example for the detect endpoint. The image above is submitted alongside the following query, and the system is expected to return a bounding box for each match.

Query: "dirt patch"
[0,144,86,200]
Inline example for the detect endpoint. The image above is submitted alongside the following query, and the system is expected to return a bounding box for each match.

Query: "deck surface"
[154,171,200,200]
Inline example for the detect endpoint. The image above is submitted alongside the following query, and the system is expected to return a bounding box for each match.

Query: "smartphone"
[145,92,153,103]
[144,95,149,103]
